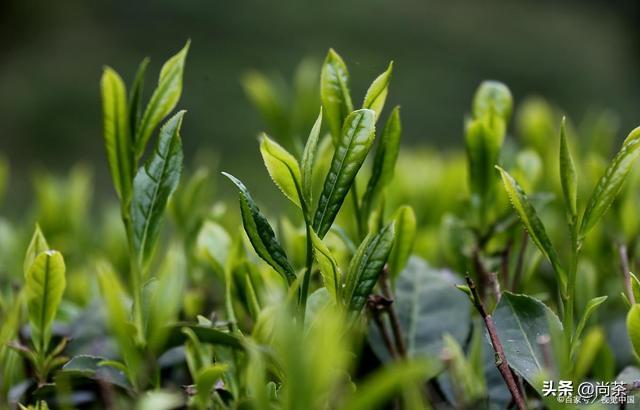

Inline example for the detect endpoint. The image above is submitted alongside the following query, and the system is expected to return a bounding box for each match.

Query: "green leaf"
[25,251,66,354]
[559,117,577,220]
[472,80,513,122]
[222,172,296,285]
[493,292,563,392]
[344,223,394,312]
[128,57,150,136]
[574,295,607,347]
[24,225,49,276]
[241,70,288,141]
[631,272,640,303]
[320,49,353,144]
[301,108,323,205]
[580,126,640,236]
[362,62,393,120]
[627,304,640,359]
[465,114,506,222]
[259,134,303,208]
[195,364,228,407]
[131,111,185,268]
[196,221,231,275]
[166,324,244,350]
[344,358,441,410]
[496,166,566,289]
[361,106,402,221]
[309,229,341,302]
[60,355,131,390]
[313,109,376,238]
[101,67,134,202]
[135,40,189,159]
[387,205,416,278]
[369,257,471,362]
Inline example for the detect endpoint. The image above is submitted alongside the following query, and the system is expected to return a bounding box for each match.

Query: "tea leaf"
[574,295,607,349]
[362,62,393,120]
[345,223,394,312]
[222,172,296,285]
[310,229,341,302]
[60,355,131,390]
[129,58,150,136]
[101,67,133,202]
[260,134,303,208]
[580,126,640,236]
[344,358,441,410]
[361,107,402,221]
[131,111,185,268]
[496,166,566,288]
[301,108,323,205]
[135,41,189,159]
[24,224,49,276]
[369,258,470,362]
[627,304,640,359]
[321,49,353,144]
[313,109,376,238]
[559,117,577,220]
[25,251,66,354]
[493,292,563,392]
[387,205,416,278]
[195,364,228,407]
[472,80,513,122]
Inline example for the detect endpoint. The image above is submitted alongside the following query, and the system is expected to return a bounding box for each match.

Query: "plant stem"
[380,265,407,357]
[367,295,397,359]
[122,208,145,345]
[466,276,526,410]
[299,222,314,324]
[620,244,635,304]
[564,227,579,358]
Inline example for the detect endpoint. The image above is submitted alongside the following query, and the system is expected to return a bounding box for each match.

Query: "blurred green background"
[1,0,639,208]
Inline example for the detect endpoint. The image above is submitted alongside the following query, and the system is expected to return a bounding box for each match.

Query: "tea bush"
[2,43,640,409]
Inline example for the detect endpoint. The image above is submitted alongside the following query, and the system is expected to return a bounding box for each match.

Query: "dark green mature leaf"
[493,292,563,391]
[128,57,150,136]
[260,134,303,208]
[496,166,566,289]
[387,205,416,278]
[313,109,376,238]
[301,108,323,205]
[559,117,577,220]
[320,49,353,144]
[135,41,189,159]
[345,223,394,312]
[472,80,513,122]
[25,251,66,354]
[369,257,470,362]
[131,111,185,268]
[362,62,393,121]
[60,355,131,390]
[222,172,296,285]
[24,225,49,276]
[361,107,402,223]
[101,67,133,202]
[627,304,640,359]
[580,126,640,236]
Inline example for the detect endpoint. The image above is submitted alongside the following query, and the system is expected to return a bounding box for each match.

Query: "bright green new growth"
[313,109,376,238]
[131,111,185,268]
[259,134,304,209]
[321,49,353,144]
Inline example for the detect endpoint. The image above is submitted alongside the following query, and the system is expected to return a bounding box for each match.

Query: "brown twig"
[620,244,635,304]
[511,231,528,291]
[380,265,407,357]
[367,294,397,359]
[466,276,527,410]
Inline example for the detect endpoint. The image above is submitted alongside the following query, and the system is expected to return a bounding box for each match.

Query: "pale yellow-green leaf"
[24,224,49,276]
[259,134,303,208]
[362,61,393,121]
[387,205,416,278]
[310,229,341,302]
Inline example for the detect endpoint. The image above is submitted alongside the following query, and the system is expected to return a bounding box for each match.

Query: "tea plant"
[2,43,640,409]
